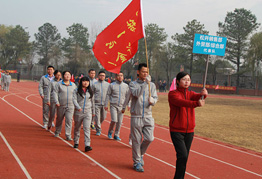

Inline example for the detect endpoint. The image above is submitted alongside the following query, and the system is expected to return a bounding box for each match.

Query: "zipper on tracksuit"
[101,82,103,105]
[185,89,189,133]
[83,94,86,113]
[118,84,121,106]
[66,86,68,108]
[142,91,145,118]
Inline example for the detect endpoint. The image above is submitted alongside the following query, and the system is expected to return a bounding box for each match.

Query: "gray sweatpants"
[108,105,123,137]
[94,105,107,132]
[55,106,74,138]
[47,102,56,128]
[5,82,10,92]
[74,111,92,146]
[131,117,155,164]
[42,100,50,125]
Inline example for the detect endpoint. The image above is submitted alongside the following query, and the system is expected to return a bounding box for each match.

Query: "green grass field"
[152,95,262,153]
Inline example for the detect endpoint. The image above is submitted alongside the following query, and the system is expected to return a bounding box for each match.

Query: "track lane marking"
[0,96,121,179]
[8,92,262,177]
[0,132,32,179]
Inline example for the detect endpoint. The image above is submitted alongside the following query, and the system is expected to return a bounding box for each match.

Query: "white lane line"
[0,132,32,179]
[0,96,121,179]
[105,120,262,177]
[122,115,262,159]
[100,133,200,179]
[15,93,262,177]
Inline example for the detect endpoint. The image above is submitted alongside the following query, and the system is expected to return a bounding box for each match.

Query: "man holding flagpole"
[123,63,158,172]
[92,0,151,171]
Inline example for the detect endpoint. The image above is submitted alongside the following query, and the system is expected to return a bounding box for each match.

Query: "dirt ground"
[151,95,262,153]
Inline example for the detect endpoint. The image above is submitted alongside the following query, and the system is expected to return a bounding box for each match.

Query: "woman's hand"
[198,99,205,107]
[200,88,208,96]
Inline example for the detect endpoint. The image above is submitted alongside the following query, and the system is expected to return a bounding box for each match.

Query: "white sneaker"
[52,122,55,127]
[42,124,47,129]
[129,138,132,146]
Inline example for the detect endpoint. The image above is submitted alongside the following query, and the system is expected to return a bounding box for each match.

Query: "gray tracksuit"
[2,74,7,90]
[89,77,97,126]
[73,89,95,146]
[92,80,109,132]
[53,80,77,138]
[38,74,55,125]
[105,81,129,137]
[123,79,158,164]
[46,78,62,128]
[5,74,11,91]
[0,73,3,89]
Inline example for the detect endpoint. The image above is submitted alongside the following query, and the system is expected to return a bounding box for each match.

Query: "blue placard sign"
[193,34,227,56]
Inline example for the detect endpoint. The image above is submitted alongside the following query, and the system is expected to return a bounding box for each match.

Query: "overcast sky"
[1,0,262,42]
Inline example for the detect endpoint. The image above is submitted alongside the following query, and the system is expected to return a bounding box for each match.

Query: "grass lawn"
[151,94,262,153]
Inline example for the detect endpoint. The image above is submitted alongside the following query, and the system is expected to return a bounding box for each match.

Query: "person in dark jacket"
[168,72,207,179]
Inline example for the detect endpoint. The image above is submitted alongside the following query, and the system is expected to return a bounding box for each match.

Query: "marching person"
[0,71,4,90]
[46,70,62,131]
[168,71,208,179]
[53,71,77,141]
[2,71,7,91]
[92,71,109,136]
[38,66,55,129]
[104,71,129,141]
[5,72,11,92]
[122,63,158,172]
[73,76,95,152]
[88,69,97,130]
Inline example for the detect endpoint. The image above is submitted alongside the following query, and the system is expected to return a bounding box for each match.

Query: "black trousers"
[170,132,194,179]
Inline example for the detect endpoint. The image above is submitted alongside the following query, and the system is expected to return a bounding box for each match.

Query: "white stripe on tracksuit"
[104,81,129,138]
[73,89,95,146]
[53,80,77,138]
[89,77,97,126]
[123,79,158,165]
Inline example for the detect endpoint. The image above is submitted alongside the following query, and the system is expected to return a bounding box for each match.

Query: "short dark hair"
[138,63,147,71]
[47,65,55,70]
[98,70,106,75]
[88,69,95,73]
[62,70,71,77]
[116,71,123,76]
[54,70,62,76]
[176,72,190,86]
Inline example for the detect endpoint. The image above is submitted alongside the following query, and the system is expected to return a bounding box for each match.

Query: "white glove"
[146,75,151,84]
[149,97,154,104]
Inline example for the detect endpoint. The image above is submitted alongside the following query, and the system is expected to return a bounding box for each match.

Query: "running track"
[0,81,261,179]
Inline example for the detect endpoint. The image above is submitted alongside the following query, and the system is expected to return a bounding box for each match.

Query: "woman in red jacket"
[168,72,208,179]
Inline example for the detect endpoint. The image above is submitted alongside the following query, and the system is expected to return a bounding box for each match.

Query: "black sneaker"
[85,146,92,152]
[74,144,78,148]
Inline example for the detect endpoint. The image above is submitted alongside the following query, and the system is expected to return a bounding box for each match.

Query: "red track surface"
[0,81,262,179]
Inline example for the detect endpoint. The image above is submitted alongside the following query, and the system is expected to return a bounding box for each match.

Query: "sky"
[1,0,262,42]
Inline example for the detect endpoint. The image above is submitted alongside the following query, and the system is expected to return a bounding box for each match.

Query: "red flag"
[70,74,75,83]
[93,0,145,73]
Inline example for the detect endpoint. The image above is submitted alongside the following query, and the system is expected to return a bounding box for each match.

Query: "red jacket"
[168,87,205,133]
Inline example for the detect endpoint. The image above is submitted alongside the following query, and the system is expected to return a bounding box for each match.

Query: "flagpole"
[202,55,209,99]
[144,37,151,97]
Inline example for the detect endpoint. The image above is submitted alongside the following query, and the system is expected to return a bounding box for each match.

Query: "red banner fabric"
[93,0,144,73]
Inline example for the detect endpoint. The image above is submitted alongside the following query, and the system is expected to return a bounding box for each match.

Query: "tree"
[34,23,61,73]
[2,25,31,69]
[62,23,90,75]
[172,19,209,77]
[218,8,260,93]
[247,32,262,77]
[0,25,13,69]
[159,42,177,89]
